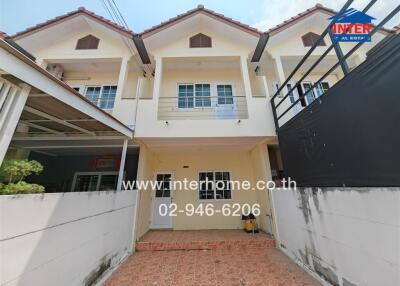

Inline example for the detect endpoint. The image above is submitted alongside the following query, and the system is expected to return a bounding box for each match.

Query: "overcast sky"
[0,0,399,35]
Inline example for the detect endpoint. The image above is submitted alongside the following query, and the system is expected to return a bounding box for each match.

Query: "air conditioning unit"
[46,64,64,80]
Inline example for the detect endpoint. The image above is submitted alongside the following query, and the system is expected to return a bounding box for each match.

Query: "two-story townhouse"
[4,4,391,241]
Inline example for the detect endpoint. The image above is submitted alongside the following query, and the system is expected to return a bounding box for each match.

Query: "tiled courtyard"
[136,230,276,251]
[105,231,321,286]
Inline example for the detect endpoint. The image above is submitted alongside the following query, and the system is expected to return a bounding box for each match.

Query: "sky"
[0,0,399,35]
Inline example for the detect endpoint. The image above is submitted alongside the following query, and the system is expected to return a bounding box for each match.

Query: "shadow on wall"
[271,187,400,286]
[0,190,137,286]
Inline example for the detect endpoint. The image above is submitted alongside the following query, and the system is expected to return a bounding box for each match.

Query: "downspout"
[130,75,142,249]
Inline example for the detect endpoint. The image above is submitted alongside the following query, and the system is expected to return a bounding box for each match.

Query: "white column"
[116,56,131,100]
[271,55,287,109]
[261,75,271,98]
[152,56,163,100]
[0,83,31,165]
[133,76,144,127]
[273,55,286,86]
[239,55,253,100]
[117,139,128,191]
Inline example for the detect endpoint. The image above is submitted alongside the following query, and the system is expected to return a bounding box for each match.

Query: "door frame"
[150,171,175,229]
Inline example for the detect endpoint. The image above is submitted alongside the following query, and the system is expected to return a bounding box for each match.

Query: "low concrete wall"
[271,188,400,286]
[0,190,138,286]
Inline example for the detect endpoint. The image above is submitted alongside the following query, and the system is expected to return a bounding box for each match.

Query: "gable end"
[189,33,212,48]
[76,34,100,50]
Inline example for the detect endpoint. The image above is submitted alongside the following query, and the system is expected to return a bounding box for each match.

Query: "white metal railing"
[158,95,248,120]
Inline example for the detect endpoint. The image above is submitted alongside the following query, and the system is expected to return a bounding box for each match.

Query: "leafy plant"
[0,160,45,195]
[0,181,44,195]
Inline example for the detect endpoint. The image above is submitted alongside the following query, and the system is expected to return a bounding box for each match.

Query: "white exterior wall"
[29,27,139,128]
[135,96,275,138]
[63,71,140,127]
[135,29,276,138]
[32,28,132,62]
[0,190,138,286]
[271,188,400,286]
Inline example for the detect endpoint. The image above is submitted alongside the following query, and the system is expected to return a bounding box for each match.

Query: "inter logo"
[329,8,375,42]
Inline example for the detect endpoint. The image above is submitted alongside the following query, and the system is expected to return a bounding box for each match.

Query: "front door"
[151,173,173,229]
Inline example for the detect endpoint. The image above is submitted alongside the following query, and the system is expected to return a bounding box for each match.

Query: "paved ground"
[138,229,271,242]
[136,230,275,251]
[104,248,321,286]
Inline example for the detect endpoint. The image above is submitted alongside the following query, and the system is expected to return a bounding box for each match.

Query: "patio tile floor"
[104,248,321,286]
[136,230,276,251]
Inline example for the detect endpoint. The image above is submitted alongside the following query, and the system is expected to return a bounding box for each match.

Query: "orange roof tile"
[11,7,134,40]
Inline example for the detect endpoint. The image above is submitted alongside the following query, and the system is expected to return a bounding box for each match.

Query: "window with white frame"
[155,173,172,197]
[195,84,211,107]
[199,171,231,200]
[286,83,301,113]
[178,83,211,108]
[315,82,330,97]
[302,81,330,105]
[302,82,316,105]
[178,84,194,108]
[84,85,117,110]
[216,85,233,105]
[72,171,119,192]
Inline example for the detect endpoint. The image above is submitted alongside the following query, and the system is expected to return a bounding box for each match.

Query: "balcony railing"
[158,95,248,120]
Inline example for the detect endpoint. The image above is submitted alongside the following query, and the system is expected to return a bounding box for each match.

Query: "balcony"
[158,94,248,120]
[134,55,276,138]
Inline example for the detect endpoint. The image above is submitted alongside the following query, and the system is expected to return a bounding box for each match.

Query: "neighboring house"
[1,4,392,241]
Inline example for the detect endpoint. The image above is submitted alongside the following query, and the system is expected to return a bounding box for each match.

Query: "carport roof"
[0,37,133,139]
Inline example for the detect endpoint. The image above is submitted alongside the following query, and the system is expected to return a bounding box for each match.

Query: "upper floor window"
[301,32,325,47]
[217,85,233,105]
[302,81,330,106]
[85,85,117,110]
[178,83,211,108]
[195,84,211,107]
[76,35,100,50]
[315,82,330,97]
[189,33,212,48]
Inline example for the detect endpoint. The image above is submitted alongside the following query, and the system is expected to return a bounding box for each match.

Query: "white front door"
[151,173,173,229]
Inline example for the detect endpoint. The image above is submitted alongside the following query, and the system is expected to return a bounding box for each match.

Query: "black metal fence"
[270,0,400,187]
[270,0,400,129]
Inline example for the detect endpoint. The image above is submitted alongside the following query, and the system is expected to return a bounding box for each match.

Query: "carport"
[0,36,136,192]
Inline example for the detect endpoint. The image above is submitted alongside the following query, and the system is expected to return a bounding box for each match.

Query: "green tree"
[0,160,44,195]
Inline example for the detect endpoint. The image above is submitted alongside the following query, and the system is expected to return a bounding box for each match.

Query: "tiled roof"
[140,4,261,37]
[11,7,134,40]
[266,4,335,35]
[0,31,9,39]
[10,3,394,40]
[266,3,393,35]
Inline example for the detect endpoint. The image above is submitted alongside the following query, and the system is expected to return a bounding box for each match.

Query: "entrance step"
[135,229,275,251]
